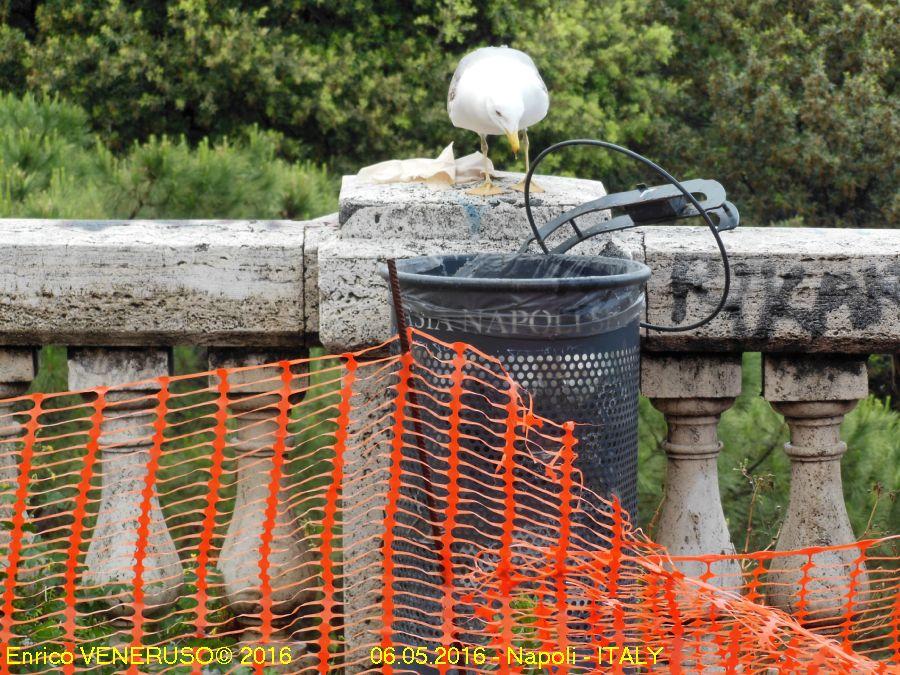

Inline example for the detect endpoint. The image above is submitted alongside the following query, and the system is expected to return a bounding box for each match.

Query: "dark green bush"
[3,0,675,174]
[0,24,27,92]
[3,0,896,225]
[654,0,898,226]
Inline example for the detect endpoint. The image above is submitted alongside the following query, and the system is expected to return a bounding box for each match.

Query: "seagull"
[448,46,549,196]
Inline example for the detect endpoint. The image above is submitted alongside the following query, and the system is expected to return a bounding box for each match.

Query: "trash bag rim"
[381,253,651,291]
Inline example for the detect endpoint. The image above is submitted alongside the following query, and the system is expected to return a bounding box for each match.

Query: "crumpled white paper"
[356,143,491,186]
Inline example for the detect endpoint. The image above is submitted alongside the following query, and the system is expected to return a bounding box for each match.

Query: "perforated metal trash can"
[376,141,737,667]
[388,252,650,519]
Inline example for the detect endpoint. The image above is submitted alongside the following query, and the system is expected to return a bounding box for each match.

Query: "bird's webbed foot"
[466,176,506,196]
[511,178,544,193]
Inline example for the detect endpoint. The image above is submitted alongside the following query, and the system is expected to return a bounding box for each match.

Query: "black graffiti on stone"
[667,258,900,338]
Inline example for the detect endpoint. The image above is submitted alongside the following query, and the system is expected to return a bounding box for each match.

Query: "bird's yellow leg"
[512,129,544,193]
[467,134,506,196]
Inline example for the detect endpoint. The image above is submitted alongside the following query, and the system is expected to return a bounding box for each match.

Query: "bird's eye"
[495,110,502,116]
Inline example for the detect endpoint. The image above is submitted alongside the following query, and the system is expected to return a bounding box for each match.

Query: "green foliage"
[0,93,114,217]
[0,92,337,219]
[0,24,28,92]
[111,130,335,220]
[655,0,899,226]
[3,0,895,224]
[0,92,105,198]
[3,0,675,176]
[841,394,900,539]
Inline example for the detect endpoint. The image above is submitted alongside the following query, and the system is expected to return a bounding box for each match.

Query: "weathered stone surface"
[761,356,870,625]
[641,352,743,399]
[207,347,318,630]
[218,438,318,624]
[0,349,34,434]
[0,347,35,387]
[322,184,900,352]
[0,219,307,347]
[68,347,184,618]
[763,354,869,402]
[339,172,609,243]
[343,361,396,671]
[643,226,900,353]
[2,190,898,355]
[84,449,184,616]
[303,213,339,338]
[207,347,302,391]
[319,238,503,352]
[318,175,653,351]
[644,354,743,586]
[68,347,170,391]
[765,397,868,627]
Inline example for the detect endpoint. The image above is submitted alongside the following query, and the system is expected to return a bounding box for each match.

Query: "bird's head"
[485,95,523,155]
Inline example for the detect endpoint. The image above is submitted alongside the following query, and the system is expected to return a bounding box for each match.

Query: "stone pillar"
[68,347,183,618]
[209,349,317,640]
[641,353,742,585]
[763,354,869,628]
[342,356,395,672]
[0,348,37,564]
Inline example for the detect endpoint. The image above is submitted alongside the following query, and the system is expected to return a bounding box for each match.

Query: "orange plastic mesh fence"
[0,330,896,673]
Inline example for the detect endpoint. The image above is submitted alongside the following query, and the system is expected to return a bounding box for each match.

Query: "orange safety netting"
[0,330,896,673]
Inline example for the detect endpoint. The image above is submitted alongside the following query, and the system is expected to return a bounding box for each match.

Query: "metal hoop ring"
[523,139,731,333]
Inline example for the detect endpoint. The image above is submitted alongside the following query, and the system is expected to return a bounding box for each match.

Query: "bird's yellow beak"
[506,130,520,156]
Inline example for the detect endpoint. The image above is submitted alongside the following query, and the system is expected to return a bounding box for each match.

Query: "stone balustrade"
[640,353,743,587]
[0,173,897,639]
[208,348,319,641]
[0,348,36,562]
[66,347,184,618]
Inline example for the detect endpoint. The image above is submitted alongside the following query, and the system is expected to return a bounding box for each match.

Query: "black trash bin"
[390,252,650,517]
[378,253,652,666]
[376,140,737,663]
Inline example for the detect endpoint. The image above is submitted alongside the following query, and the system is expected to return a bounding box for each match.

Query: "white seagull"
[448,46,549,196]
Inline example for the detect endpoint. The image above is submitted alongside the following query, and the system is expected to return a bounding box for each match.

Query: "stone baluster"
[343,356,395,672]
[67,347,183,619]
[763,354,869,628]
[209,348,317,641]
[0,348,37,562]
[641,353,743,585]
